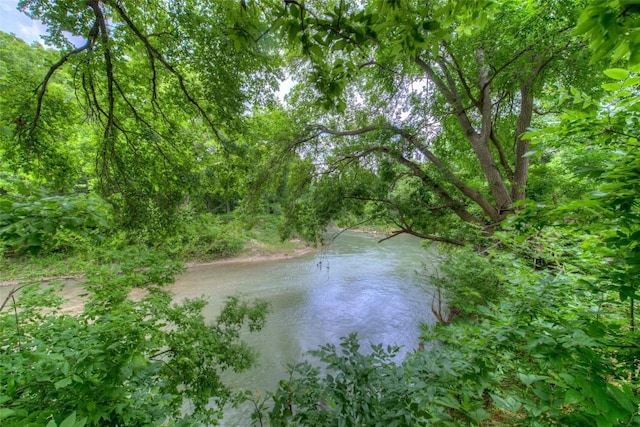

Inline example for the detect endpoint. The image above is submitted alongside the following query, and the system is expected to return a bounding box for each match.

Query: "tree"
[271,0,600,243]
[10,0,280,226]
[573,0,640,64]
[0,32,90,191]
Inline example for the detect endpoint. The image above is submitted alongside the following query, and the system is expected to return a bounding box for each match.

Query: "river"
[1,230,438,425]
[170,231,438,425]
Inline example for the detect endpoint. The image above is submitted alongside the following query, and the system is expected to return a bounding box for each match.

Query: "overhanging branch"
[109,1,224,143]
[300,123,488,224]
[379,230,465,246]
[28,21,98,137]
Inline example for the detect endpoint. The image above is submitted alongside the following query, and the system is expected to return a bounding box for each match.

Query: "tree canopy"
[6,0,281,227]
[267,0,606,244]
[3,0,640,425]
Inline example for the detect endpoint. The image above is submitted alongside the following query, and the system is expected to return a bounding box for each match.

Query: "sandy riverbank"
[0,246,317,288]
[184,246,317,267]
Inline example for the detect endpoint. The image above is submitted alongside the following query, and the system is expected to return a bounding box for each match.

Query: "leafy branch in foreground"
[0,249,268,426]
[10,0,279,225]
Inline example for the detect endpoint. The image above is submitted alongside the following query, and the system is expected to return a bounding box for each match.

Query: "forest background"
[1,0,640,426]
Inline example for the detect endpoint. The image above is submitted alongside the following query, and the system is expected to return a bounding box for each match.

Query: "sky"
[0,0,48,44]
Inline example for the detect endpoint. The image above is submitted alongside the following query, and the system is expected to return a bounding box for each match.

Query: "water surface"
[1,231,438,425]
[171,231,437,396]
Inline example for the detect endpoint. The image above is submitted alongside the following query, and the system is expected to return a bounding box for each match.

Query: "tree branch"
[376,146,484,225]
[0,284,28,313]
[442,47,479,106]
[511,43,570,202]
[490,130,514,180]
[390,126,500,221]
[415,56,479,139]
[379,229,465,246]
[109,1,224,143]
[28,21,98,136]
[476,48,493,139]
[313,124,381,137]
[86,0,116,152]
[485,25,574,88]
[304,123,487,224]
[341,196,467,246]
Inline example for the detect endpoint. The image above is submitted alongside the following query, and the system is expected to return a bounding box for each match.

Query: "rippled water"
[170,231,438,425]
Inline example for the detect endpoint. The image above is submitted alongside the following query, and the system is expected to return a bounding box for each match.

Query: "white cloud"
[18,21,46,43]
[0,1,15,13]
[0,0,47,44]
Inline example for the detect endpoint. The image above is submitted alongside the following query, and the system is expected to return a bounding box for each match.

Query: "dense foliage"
[2,0,640,425]
[1,250,267,426]
[0,174,111,256]
[267,0,603,244]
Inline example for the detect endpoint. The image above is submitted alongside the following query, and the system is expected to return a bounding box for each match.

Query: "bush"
[161,212,244,261]
[0,249,268,426]
[429,246,502,321]
[268,334,409,427]
[0,175,111,255]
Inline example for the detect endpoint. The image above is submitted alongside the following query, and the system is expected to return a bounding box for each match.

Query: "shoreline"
[183,246,317,268]
[0,246,317,288]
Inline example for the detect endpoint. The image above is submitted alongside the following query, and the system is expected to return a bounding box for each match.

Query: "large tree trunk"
[512,84,535,203]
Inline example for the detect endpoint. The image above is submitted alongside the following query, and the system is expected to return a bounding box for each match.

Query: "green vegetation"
[2,0,640,425]
[0,210,307,282]
[1,249,268,426]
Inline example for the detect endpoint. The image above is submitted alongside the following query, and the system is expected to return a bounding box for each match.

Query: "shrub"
[429,246,502,321]
[0,249,268,426]
[0,175,111,255]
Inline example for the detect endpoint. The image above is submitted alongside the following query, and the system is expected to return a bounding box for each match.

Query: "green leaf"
[332,39,347,51]
[601,82,622,91]
[490,393,522,412]
[603,68,630,80]
[606,383,636,413]
[54,377,73,390]
[592,385,610,412]
[309,45,323,59]
[517,373,549,387]
[58,412,86,427]
[622,76,640,87]
[565,389,584,404]
[0,408,17,421]
[467,408,489,423]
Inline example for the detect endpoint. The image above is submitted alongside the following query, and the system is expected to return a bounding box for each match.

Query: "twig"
[12,294,21,346]
[28,22,98,136]
[328,217,380,242]
[0,284,28,313]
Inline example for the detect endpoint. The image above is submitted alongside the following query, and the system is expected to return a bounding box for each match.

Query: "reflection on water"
[171,231,437,425]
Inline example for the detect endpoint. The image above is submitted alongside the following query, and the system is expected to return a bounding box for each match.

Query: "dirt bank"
[0,246,317,288]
